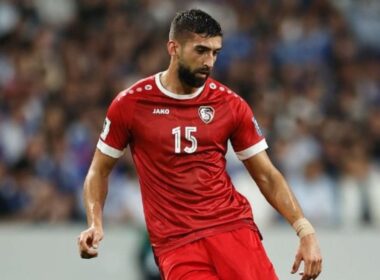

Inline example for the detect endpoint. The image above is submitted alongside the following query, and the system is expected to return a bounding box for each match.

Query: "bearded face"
[177,60,210,88]
[174,34,221,88]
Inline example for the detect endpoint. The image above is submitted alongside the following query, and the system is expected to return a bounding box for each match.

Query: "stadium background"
[0,0,379,279]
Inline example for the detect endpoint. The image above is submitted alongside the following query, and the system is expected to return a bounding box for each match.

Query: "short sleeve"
[97,97,131,158]
[230,99,268,160]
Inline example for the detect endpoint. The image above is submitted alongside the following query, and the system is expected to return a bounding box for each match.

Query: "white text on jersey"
[153,108,170,115]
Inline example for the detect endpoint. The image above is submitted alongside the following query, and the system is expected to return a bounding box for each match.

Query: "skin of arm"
[243,151,322,280]
[78,149,118,259]
[243,151,303,224]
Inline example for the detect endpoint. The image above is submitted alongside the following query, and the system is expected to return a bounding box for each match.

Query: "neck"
[160,64,199,95]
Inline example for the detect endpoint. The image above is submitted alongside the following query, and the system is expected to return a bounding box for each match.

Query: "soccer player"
[78,9,322,280]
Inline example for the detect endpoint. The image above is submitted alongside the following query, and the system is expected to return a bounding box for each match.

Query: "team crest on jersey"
[198,106,215,124]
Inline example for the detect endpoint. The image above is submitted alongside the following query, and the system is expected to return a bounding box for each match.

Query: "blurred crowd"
[0,0,379,232]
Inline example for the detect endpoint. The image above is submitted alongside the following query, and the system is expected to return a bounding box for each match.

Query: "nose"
[203,53,215,69]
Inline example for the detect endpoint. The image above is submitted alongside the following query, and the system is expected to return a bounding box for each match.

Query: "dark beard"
[177,62,209,88]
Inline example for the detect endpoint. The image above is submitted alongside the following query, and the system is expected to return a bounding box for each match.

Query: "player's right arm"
[77,149,118,259]
[77,90,132,258]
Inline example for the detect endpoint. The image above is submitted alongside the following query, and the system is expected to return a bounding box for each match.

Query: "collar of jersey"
[155,72,205,100]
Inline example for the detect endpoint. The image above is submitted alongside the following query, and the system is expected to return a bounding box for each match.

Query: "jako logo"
[153,108,170,114]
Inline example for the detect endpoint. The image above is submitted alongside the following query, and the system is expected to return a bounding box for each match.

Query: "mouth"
[196,71,210,77]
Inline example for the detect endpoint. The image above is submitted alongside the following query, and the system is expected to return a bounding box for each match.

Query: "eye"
[195,47,207,54]
[213,50,220,57]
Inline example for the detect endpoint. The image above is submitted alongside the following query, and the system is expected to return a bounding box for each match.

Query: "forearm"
[243,153,305,225]
[78,150,117,259]
[243,152,321,278]
[83,169,109,228]
[257,167,304,225]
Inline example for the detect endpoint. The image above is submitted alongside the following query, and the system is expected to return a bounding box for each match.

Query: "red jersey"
[97,73,268,255]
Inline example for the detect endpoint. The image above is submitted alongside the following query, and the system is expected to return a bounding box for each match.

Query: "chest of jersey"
[130,99,233,157]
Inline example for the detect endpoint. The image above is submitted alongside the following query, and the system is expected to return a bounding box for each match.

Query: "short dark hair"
[169,9,223,41]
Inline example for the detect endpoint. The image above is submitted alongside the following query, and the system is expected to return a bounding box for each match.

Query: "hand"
[291,234,322,279]
[78,226,104,259]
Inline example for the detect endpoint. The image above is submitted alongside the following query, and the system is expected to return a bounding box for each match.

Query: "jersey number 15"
[172,126,197,154]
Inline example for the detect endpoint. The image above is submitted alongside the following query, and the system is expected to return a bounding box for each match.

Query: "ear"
[167,40,178,56]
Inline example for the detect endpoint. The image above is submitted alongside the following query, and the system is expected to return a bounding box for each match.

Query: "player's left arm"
[243,151,322,280]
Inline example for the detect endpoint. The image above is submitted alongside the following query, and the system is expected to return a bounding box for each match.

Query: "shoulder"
[206,78,241,100]
[206,79,254,127]
[206,78,244,103]
[113,75,156,104]
[110,76,154,111]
